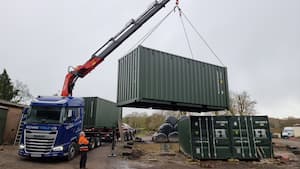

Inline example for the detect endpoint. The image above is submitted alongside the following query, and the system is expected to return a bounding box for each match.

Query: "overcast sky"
[1,0,299,118]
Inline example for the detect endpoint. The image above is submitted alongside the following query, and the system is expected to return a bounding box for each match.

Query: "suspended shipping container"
[117,46,229,112]
[178,116,273,160]
[83,97,122,128]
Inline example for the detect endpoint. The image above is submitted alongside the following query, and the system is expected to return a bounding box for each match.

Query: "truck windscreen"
[26,106,64,124]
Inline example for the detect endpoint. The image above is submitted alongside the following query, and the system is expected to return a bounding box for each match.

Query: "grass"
[135,128,154,137]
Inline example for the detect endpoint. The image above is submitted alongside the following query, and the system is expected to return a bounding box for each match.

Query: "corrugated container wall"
[0,106,8,145]
[117,46,229,112]
[83,97,122,129]
[178,116,273,160]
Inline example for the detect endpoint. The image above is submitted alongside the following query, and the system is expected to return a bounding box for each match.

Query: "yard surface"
[0,138,299,169]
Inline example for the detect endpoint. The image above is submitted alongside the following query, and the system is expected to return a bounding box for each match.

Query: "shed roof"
[0,99,26,109]
[0,105,8,110]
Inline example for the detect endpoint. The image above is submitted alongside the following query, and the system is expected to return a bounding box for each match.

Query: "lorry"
[18,96,121,159]
[18,0,172,160]
[281,126,300,138]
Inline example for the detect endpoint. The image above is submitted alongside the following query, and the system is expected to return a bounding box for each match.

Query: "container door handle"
[238,117,245,158]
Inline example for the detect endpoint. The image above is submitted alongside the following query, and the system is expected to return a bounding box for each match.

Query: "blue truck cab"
[18,96,84,160]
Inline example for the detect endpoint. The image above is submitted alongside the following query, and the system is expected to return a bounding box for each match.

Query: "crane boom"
[61,0,171,96]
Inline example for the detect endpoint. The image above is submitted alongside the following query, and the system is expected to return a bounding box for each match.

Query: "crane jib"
[91,0,170,59]
[61,0,171,96]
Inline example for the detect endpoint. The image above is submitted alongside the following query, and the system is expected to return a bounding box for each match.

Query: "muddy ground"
[0,143,128,169]
[127,138,300,169]
[0,138,299,169]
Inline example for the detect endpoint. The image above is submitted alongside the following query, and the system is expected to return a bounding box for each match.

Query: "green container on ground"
[0,106,8,145]
[178,116,273,160]
[117,46,229,112]
[83,97,122,129]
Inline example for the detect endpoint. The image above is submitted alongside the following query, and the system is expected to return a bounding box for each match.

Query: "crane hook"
[174,0,182,16]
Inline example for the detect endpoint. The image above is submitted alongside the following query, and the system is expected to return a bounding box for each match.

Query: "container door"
[178,116,192,156]
[230,116,255,160]
[212,116,231,159]
[0,108,8,145]
[249,116,273,159]
[191,116,212,159]
[83,97,97,128]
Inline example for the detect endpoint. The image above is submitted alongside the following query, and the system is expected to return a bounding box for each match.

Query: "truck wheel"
[67,143,76,161]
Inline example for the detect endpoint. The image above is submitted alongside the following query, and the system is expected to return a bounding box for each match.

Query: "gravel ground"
[273,138,300,148]
[127,141,299,169]
[0,144,128,169]
[0,138,299,169]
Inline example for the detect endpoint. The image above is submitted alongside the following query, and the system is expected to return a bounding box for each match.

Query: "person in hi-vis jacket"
[78,131,89,169]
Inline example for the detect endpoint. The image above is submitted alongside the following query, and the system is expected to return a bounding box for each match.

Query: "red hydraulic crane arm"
[61,0,171,96]
[61,57,103,96]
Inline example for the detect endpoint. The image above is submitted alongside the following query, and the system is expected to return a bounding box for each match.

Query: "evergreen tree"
[0,69,18,101]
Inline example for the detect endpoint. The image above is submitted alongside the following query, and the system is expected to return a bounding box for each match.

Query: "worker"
[79,131,89,169]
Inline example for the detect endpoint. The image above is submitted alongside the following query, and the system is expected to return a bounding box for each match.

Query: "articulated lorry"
[18,96,121,160]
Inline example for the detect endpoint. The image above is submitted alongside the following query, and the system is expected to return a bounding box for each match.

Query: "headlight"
[52,146,64,151]
[19,144,25,149]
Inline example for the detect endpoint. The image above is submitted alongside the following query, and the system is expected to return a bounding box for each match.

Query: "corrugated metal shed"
[83,97,122,128]
[178,116,273,160]
[117,46,229,112]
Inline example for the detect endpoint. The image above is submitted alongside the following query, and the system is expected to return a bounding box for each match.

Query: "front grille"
[25,129,57,154]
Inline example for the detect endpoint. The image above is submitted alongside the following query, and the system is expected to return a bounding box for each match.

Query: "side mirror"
[64,110,73,123]
[67,109,72,118]
[22,107,29,124]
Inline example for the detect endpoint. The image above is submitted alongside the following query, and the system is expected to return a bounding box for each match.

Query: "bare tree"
[11,80,33,104]
[229,91,257,115]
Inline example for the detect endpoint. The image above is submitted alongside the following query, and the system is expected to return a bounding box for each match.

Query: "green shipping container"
[83,97,122,129]
[178,116,273,160]
[0,106,8,145]
[117,46,229,112]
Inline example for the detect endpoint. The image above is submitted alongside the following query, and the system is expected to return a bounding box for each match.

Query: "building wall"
[291,127,300,137]
[2,106,23,144]
[0,100,25,145]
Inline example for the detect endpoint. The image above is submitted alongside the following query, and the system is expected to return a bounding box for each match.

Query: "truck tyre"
[67,143,76,161]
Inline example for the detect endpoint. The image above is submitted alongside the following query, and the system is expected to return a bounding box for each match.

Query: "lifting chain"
[174,0,182,16]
